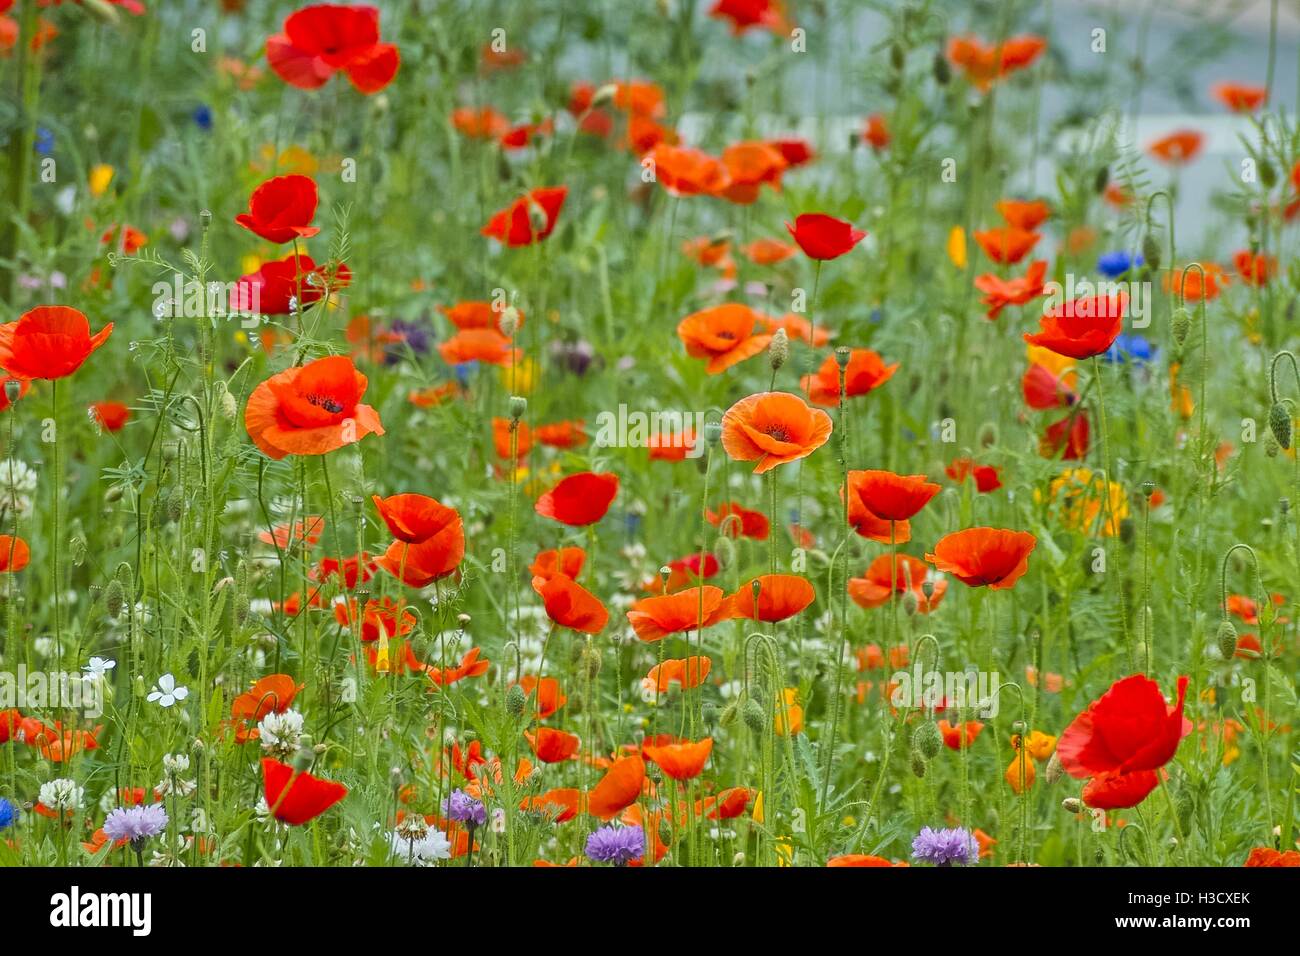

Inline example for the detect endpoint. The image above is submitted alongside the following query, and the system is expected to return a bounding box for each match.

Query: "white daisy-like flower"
[147,673,189,707]
[39,778,83,811]
[389,829,451,865]
[162,753,190,774]
[83,657,116,682]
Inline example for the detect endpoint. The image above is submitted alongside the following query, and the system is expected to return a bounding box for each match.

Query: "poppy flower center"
[307,393,345,414]
[764,425,790,442]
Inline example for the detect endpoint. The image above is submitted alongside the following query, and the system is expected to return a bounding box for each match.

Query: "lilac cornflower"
[911,826,979,866]
[584,824,644,866]
[103,804,169,851]
[385,318,433,363]
[442,788,486,829]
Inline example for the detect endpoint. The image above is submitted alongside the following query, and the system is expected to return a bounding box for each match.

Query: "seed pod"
[1170,307,1191,348]
[1141,479,1156,498]
[508,395,527,421]
[910,749,927,778]
[1216,619,1238,659]
[742,698,766,734]
[704,421,723,445]
[912,719,942,759]
[1269,402,1292,449]
[1062,797,1083,814]
[505,683,526,718]
[1142,233,1162,273]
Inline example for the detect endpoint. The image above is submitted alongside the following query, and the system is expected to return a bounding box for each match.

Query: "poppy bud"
[704,421,723,445]
[499,306,520,338]
[3,379,20,404]
[1170,307,1190,348]
[769,328,789,373]
[1260,159,1277,188]
[1141,479,1156,498]
[292,743,316,772]
[1265,430,1281,458]
[505,683,526,717]
[1062,797,1083,814]
[743,698,766,734]
[1044,752,1064,785]
[1142,233,1162,273]
[162,440,179,462]
[509,395,527,421]
[910,749,927,778]
[581,642,602,678]
[912,719,941,759]
[1011,720,1028,736]
[457,613,471,626]
[104,578,125,620]
[1119,518,1134,544]
[978,422,998,447]
[700,702,718,724]
[719,699,741,727]
[890,43,906,71]
[199,209,212,230]
[901,590,919,616]
[133,675,147,699]
[932,50,951,85]
[714,534,735,569]
[1216,619,1238,659]
[1269,402,1292,449]
[166,486,184,523]
[592,83,618,108]
[1093,166,1109,194]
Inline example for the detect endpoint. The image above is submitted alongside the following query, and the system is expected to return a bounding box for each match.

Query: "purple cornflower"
[584,824,644,866]
[385,318,433,364]
[442,788,486,829]
[911,826,979,866]
[103,804,169,847]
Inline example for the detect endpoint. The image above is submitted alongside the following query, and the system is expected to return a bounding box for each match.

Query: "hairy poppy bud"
[769,328,789,373]
[1094,166,1109,194]
[901,590,919,616]
[978,422,998,447]
[1264,430,1281,458]
[1216,619,1238,659]
[714,534,735,569]
[912,719,941,759]
[910,749,927,778]
[932,49,951,85]
[743,698,766,734]
[719,699,741,728]
[104,578,125,620]
[1170,307,1190,347]
[1062,797,1083,814]
[581,642,602,678]
[1142,233,1162,273]
[1269,402,1292,449]
[505,683,526,718]
[1045,752,1064,785]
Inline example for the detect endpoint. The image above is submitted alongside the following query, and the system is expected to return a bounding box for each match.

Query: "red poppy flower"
[235,175,321,244]
[245,355,385,459]
[1244,848,1300,867]
[863,113,890,151]
[938,720,983,750]
[715,141,787,204]
[372,493,458,544]
[262,757,348,825]
[705,501,770,540]
[1023,292,1127,359]
[1040,412,1090,460]
[801,349,898,406]
[587,754,646,820]
[784,213,866,260]
[515,676,567,719]
[425,647,491,687]
[721,391,833,474]
[975,260,1048,320]
[709,0,787,34]
[1233,250,1274,286]
[0,535,28,574]
[438,328,520,366]
[645,656,712,693]
[626,586,733,642]
[926,528,1037,590]
[522,788,582,823]
[233,254,351,316]
[729,574,815,622]
[1058,674,1190,809]
[641,736,712,780]
[482,186,567,246]
[376,505,465,587]
[535,420,586,449]
[946,458,1002,492]
[334,596,415,642]
[849,554,946,612]
[535,471,619,526]
[973,226,1040,264]
[266,4,399,94]
[530,547,586,583]
[232,675,304,722]
[89,401,129,432]
[767,137,815,168]
[452,106,510,140]
[843,470,939,522]
[1212,81,1267,112]
[437,300,524,333]
[677,303,774,375]
[0,306,113,380]
[534,572,609,633]
[1147,129,1203,165]
[648,143,730,196]
[526,727,581,763]
[843,477,912,544]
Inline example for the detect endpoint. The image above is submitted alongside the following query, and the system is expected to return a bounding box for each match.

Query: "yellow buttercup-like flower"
[1038,467,1129,537]
[89,164,115,198]
[947,226,967,269]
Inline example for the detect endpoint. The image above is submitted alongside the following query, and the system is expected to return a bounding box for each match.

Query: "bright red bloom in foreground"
[372,493,458,544]
[721,391,832,474]
[709,0,787,35]
[1058,674,1191,809]
[785,213,866,260]
[642,736,713,780]
[0,306,113,380]
[527,727,581,763]
[266,3,400,94]
[234,254,351,316]
[1147,129,1203,165]
[587,754,646,820]
[535,573,609,633]
[1023,292,1127,360]
[801,349,898,406]
[245,355,384,459]
[535,471,619,526]
[926,528,1036,590]
[232,675,304,722]
[843,470,940,522]
[262,757,347,825]
[729,574,816,622]
[375,501,464,587]
[482,186,568,246]
[235,174,321,244]
[0,535,29,573]
[626,586,733,642]
[1244,848,1300,867]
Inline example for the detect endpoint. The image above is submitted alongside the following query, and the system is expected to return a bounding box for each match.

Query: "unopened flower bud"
[292,745,315,772]
[1045,752,1064,785]
[910,749,927,778]
[834,346,851,370]
[1265,431,1281,458]
[1216,619,1238,659]
[932,49,951,85]
[1142,233,1162,273]
[509,395,527,421]
[1062,797,1083,814]
[912,720,941,759]
[104,578,125,619]
[1269,402,1292,449]
[3,379,21,404]
[1170,307,1191,347]
[1093,166,1109,194]
[505,683,527,717]
[1141,479,1156,498]
[742,698,766,734]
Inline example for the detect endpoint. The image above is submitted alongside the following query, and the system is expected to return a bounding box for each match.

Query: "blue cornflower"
[1104,333,1156,364]
[35,127,55,155]
[0,797,15,831]
[442,788,486,828]
[911,826,979,866]
[1097,250,1142,279]
[584,824,644,865]
[192,105,213,131]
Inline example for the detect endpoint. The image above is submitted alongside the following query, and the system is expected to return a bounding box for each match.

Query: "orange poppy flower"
[947,34,1045,91]
[0,306,113,380]
[245,355,384,459]
[439,327,520,365]
[827,854,908,867]
[729,574,816,622]
[526,727,581,763]
[705,501,770,540]
[863,113,890,151]
[535,471,619,526]
[1233,250,1274,286]
[1005,752,1036,793]
[801,349,898,405]
[1023,293,1127,359]
[587,754,647,820]
[451,106,509,140]
[372,493,459,544]
[437,300,524,333]
[996,198,1050,231]
[676,303,774,375]
[973,226,1040,264]
[0,535,29,573]
[647,427,698,461]
[481,186,567,246]
[259,516,325,548]
[535,420,586,449]
[426,647,491,687]
[648,143,730,196]
[1244,848,1300,867]
[626,586,733,642]
[534,572,609,633]
[231,674,304,722]
[715,141,787,204]
[849,554,947,612]
[721,391,832,474]
[493,417,531,459]
[843,470,939,522]
[744,238,798,265]
[938,719,984,750]
[642,736,713,781]
[262,757,347,825]
[1163,262,1227,301]
[529,546,586,582]
[1147,129,1203,165]
[946,458,1002,492]
[974,260,1049,319]
[334,596,416,642]
[1212,81,1266,112]
[926,528,1037,590]
[515,675,567,719]
[644,656,712,693]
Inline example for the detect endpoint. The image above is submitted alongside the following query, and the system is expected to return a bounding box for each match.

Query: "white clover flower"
[258,708,304,760]
[148,673,189,707]
[39,778,83,811]
[0,458,38,494]
[162,753,190,774]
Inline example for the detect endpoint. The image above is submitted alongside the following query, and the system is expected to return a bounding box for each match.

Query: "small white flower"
[39,778,83,811]
[258,709,304,759]
[390,829,451,865]
[162,753,190,774]
[148,673,189,707]
[83,657,116,682]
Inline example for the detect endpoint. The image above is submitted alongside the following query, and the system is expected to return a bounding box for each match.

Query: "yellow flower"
[1026,344,1078,394]
[1039,467,1129,537]
[501,356,538,395]
[947,226,967,269]
[774,687,803,736]
[89,164,115,198]
[240,254,263,277]
[1169,363,1194,420]
[1018,730,1057,761]
[1005,752,1035,794]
